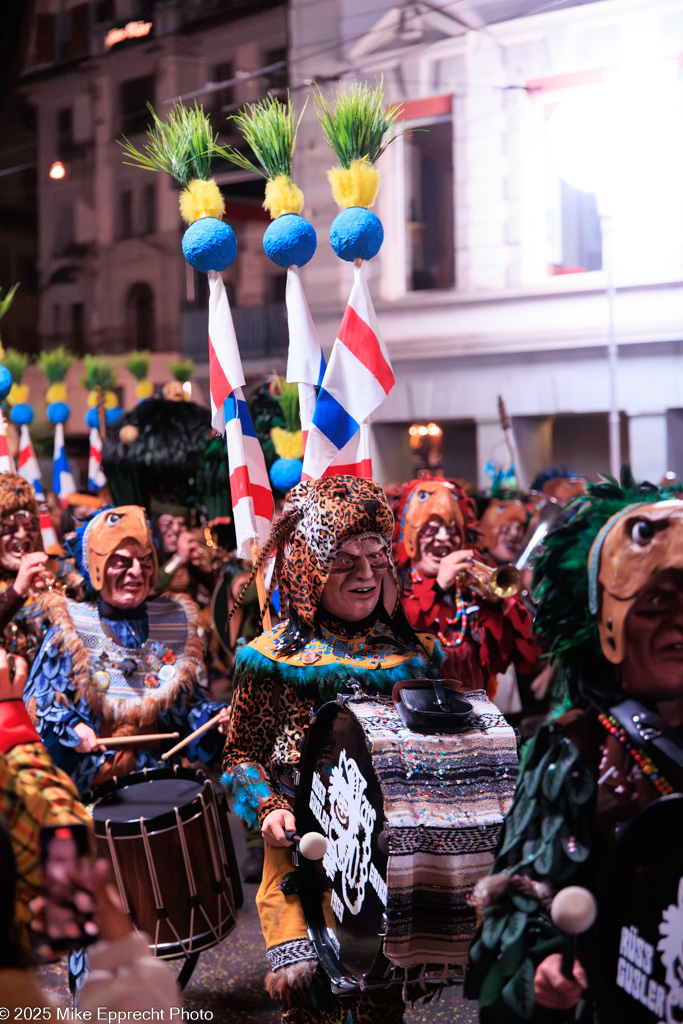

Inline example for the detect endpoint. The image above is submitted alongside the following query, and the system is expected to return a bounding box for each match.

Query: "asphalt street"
[38,809,480,1022]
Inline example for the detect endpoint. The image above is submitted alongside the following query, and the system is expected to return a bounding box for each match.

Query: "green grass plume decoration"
[313,80,407,208]
[215,95,308,218]
[0,284,19,322]
[170,358,195,382]
[1,349,29,386]
[82,355,117,393]
[37,346,75,384]
[119,102,225,223]
[126,351,150,382]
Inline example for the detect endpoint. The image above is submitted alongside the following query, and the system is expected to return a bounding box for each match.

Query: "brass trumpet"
[457,559,522,600]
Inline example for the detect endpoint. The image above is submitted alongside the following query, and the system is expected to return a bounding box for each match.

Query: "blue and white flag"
[301,262,393,481]
[53,422,76,504]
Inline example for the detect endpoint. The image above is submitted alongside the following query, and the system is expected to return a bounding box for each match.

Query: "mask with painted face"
[589,500,683,664]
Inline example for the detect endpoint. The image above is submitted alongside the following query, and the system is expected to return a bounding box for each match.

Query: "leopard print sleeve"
[221,664,290,830]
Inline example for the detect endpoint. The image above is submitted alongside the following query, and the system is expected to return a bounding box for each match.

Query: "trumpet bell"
[459,559,522,601]
[488,563,522,599]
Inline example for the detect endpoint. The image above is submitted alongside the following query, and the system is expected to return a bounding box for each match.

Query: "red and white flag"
[207,270,273,557]
[0,409,15,474]
[300,262,393,480]
[88,427,106,491]
[224,389,274,558]
[285,266,374,481]
[17,424,60,552]
[207,270,245,436]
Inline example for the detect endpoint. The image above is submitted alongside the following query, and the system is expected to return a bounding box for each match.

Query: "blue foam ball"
[10,403,33,426]
[85,407,100,429]
[0,366,12,401]
[263,214,317,268]
[47,401,70,425]
[106,407,122,426]
[182,218,237,272]
[269,457,303,492]
[330,207,384,262]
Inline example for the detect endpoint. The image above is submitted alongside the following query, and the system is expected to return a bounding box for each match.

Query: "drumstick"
[160,712,224,760]
[95,732,180,748]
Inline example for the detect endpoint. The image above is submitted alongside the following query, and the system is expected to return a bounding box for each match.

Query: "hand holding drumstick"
[161,705,230,760]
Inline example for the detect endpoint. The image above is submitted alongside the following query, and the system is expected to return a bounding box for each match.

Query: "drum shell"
[594,794,683,1023]
[295,693,517,992]
[92,767,241,959]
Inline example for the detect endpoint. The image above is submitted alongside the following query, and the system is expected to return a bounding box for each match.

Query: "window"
[264,47,287,93]
[57,107,73,155]
[68,4,89,58]
[127,283,155,349]
[35,14,56,64]
[72,303,85,356]
[142,183,156,234]
[95,0,115,22]
[210,61,234,120]
[119,75,154,135]
[404,119,454,291]
[120,190,133,238]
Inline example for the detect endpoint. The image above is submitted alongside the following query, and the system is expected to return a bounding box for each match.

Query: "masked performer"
[531,467,586,505]
[477,496,527,567]
[222,476,443,1024]
[393,476,539,695]
[0,474,57,653]
[23,505,226,798]
[467,474,683,1023]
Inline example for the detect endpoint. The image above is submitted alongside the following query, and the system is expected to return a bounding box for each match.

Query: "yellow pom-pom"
[47,382,68,404]
[178,178,226,225]
[104,390,118,410]
[87,390,98,408]
[327,158,380,209]
[270,426,304,460]
[8,384,28,406]
[263,175,305,219]
[136,380,154,399]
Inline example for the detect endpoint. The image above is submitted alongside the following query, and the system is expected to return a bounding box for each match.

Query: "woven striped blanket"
[347,691,518,969]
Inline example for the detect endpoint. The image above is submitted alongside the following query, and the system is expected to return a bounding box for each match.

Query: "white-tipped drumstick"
[160,712,224,760]
[551,886,597,979]
[284,830,328,860]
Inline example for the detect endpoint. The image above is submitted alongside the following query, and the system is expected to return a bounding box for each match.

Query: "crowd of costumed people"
[0,80,680,1024]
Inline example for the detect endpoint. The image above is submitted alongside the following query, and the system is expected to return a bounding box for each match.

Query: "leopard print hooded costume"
[222,475,442,1024]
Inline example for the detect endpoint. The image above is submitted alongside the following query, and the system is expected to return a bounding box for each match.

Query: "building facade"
[289,0,683,488]
[18,0,288,359]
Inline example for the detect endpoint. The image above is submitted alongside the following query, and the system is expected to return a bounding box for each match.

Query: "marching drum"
[294,691,517,993]
[92,766,242,962]
[595,795,683,1024]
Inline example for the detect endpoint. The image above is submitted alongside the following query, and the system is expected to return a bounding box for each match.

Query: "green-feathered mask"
[532,469,674,706]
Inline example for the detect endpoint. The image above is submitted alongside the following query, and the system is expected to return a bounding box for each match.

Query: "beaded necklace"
[598,711,674,796]
[411,567,469,649]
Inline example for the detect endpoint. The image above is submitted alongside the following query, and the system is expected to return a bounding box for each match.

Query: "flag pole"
[250,537,272,631]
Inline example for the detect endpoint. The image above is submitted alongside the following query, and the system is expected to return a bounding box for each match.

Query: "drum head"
[295,701,389,991]
[596,794,683,1023]
[92,767,205,836]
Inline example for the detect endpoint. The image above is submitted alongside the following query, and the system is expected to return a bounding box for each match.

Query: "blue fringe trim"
[234,638,442,704]
[221,768,271,829]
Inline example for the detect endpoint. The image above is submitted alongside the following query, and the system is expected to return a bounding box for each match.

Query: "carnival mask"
[401,481,465,562]
[0,509,41,572]
[479,500,526,563]
[85,506,158,592]
[589,500,683,663]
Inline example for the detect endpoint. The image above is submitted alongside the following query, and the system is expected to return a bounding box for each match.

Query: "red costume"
[392,477,540,695]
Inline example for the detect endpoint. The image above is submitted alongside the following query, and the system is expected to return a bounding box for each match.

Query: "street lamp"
[547,87,621,478]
